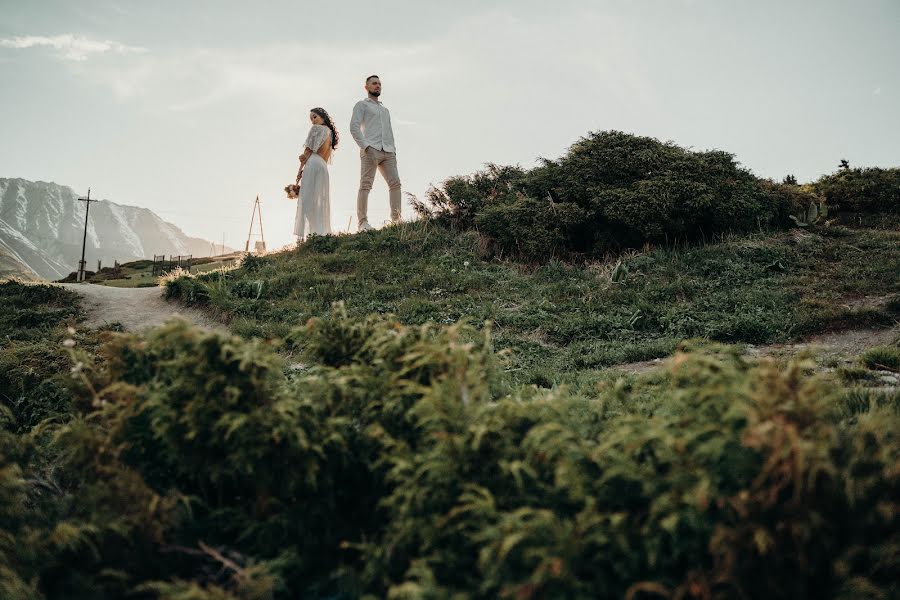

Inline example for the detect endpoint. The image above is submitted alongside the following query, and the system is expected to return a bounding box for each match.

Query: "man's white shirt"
[350,97,396,153]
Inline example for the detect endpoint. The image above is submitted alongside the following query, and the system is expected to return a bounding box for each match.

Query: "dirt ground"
[58,283,227,333]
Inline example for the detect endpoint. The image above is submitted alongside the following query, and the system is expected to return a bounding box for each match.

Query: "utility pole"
[222,233,225,256]
[77,188,98,282]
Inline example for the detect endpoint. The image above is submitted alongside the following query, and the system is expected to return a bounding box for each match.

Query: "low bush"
[811,166,900,214]
[415,131,808,260]
[860,345,900,371]
[0,282,86,432]
[3,309,896,599]
[0,281,81,340]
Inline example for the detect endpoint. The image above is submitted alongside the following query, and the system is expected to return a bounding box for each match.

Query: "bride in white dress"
[294,107,338,239]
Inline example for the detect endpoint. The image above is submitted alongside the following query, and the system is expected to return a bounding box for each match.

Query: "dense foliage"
[0,280,81,341]
[811,166,900,215]
[0,281,84,430]
[1,288,898,598]
[412,131,813,260]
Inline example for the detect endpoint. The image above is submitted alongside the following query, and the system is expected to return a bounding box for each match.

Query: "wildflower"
[62,339,76,348]
[67,326,76,335]
[464,261,470,268]
[70,361,84,374]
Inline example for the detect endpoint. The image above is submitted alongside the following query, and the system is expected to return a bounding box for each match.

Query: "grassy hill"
[165,221,900,387]
[1,131,898,599]
[1,240,898,598]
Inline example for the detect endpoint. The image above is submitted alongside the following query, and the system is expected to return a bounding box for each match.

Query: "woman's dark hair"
[310,107,339,150]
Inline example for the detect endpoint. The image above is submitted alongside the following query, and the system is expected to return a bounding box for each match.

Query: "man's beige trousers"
[357,146,401,226]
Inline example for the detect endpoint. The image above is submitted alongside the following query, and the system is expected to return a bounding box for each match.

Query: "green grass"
[164,222,900,386]
[0,281,89,430]
[1,254,898,599]
[861,345,900,371]
[0,280,83,340]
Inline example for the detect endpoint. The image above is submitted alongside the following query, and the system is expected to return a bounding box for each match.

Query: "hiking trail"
[58,283,226,333]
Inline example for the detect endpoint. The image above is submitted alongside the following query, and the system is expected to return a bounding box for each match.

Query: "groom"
[350,75,402,231]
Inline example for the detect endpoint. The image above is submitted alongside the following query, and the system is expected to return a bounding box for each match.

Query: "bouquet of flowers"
[285,165,302,199]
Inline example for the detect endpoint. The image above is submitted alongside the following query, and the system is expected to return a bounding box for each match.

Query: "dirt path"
[58,283,227,333]
[613,325,900,375]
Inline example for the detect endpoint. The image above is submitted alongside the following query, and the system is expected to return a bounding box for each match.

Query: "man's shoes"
[358,221,374,232]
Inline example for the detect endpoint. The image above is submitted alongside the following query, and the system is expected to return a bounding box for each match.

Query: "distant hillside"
[0,215,69,280]
[0,178,231,280]
[0,225,41,280]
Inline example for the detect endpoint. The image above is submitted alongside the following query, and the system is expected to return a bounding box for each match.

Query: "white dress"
[294,124,332,239]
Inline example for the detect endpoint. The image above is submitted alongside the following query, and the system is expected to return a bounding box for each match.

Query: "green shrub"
[0,427,45,600]
[0,282,86,432]
[860,345,900,371]
[761,181,827,227]
[417,131,801,260]
[0,281,81,341]
[239,254,272,273]
[9,311,893,599]
[811,166,900,214]
[838,387,900,419]
[413,164,526,230]
[0,340,74,431]
[364,350,899,599]
[474,194,588,259]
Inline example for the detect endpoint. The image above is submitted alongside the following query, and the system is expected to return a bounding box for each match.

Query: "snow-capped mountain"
[0,178,225,280]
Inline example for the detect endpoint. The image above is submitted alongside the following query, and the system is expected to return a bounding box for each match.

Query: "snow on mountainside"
[0,178,225,280]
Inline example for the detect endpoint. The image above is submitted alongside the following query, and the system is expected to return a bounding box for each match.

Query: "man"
[349,75,401,231]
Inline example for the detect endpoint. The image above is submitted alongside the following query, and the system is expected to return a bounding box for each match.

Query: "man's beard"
[370,90,381,97]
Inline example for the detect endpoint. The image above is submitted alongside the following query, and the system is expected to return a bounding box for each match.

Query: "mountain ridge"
[0,178,231,280]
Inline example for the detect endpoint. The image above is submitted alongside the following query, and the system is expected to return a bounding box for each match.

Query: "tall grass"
[165,223,900,386]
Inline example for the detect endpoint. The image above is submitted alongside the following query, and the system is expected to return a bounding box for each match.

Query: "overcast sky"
[1,0,898,250]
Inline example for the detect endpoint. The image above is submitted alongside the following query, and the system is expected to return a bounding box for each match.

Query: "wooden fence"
[151,254,193,277]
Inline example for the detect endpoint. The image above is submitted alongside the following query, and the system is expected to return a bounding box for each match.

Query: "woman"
[294,107,339,240]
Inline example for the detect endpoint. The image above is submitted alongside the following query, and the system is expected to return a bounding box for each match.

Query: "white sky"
[1,0,898,251]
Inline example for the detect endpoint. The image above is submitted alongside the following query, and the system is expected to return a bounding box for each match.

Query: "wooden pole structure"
[257,197,265,250]
[244,196,257,252]
[77,188,98,282]
[244,195,266,254]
